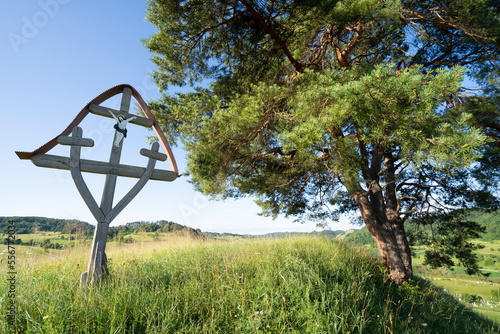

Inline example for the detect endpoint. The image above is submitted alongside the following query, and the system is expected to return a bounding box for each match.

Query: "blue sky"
[0,1,357,234]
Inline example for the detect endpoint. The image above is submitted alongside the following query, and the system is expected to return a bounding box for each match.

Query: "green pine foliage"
[144,0,500,283]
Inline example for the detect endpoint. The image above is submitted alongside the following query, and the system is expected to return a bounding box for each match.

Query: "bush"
[491,289,500,301]
[462,293,483,304]
[484,257,495,266]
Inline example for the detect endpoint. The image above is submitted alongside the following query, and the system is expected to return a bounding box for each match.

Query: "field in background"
[412,239,500,323]
[349,238,500,323]
[1,235,499,333]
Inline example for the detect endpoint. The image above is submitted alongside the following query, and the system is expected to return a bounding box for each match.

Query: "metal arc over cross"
[16,85,179,285]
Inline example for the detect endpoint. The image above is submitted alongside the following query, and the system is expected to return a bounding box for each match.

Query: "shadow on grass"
[385,275,500,333]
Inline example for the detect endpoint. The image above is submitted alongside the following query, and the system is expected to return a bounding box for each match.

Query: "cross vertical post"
[85,87,132,283]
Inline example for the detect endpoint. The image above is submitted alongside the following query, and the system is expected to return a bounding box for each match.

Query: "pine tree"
[144,0,500,284]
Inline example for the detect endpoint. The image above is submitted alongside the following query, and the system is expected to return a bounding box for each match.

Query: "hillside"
[0,216,354,243]
[343,209,500,247]
[1,236,497,333]
[0,217,202,240]
[107,220,203,239]
[467,210,500,241]
[0,216,93,235]
[260,230,347,239]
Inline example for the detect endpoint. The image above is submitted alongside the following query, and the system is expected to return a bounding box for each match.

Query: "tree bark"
[354,190,412,285]
[392,218,413,278]
[351,142,413,285]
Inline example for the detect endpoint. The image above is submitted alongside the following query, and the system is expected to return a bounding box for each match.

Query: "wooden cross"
[16,86,178,285]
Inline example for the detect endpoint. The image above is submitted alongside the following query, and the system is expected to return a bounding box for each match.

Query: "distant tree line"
[0,217,93,236]
[0,217,203,243]
[106,220,203,239]
[0,237,64,249]
[345,228,377,246]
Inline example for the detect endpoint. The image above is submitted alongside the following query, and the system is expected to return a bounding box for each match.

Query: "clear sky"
[0,1,358,234]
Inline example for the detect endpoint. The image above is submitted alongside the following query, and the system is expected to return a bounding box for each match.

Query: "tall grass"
[1,236,498,333]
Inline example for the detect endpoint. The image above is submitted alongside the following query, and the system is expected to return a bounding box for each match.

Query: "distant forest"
[0,217,94,236]
[106,220,203,239]
[0,217,202,240]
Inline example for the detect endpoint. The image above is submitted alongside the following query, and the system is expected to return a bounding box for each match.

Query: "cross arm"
[30,154,177,181]
[89,104,154,128]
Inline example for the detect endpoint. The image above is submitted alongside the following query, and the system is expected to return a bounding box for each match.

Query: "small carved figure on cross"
[108,110,137,147]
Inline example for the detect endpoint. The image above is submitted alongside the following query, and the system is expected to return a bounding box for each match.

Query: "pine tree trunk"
[354,191,412,285]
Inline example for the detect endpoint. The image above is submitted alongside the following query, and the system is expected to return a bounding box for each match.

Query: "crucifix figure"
[109,110,136,147]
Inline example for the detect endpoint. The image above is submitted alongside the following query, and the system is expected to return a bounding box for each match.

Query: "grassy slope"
[1,236,499,333]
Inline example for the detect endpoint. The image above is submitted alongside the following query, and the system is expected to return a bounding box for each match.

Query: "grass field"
[419,276,500,322]
[1,235,499,333]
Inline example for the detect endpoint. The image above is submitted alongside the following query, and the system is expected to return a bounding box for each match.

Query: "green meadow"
[1,235,499,333]
[411,239,500,323]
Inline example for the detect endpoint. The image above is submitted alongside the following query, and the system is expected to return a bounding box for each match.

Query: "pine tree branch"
[182,9,249,64]
[401,8,492,42]
[182,9,248,47]
[238,0,303,74]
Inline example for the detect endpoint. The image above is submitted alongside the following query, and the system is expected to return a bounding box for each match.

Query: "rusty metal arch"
[15,84,178,176]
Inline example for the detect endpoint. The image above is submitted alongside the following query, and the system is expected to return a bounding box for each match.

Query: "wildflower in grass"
[43,315,49,320]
